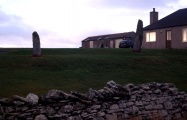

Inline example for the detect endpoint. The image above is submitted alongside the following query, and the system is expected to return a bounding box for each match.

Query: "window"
[166,31,171,40]
[183,28,187,42]
[146,32,156,42]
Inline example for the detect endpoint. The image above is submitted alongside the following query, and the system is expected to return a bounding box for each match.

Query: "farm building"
[142,8,187,49]
[82,32,135,48]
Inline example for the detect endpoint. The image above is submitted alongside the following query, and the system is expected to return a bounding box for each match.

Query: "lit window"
[166,31,171,40]
[183,28,187,42]
[146,32,156,42]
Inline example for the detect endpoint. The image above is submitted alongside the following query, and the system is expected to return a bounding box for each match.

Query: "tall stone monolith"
[133,19,143,52]
[32,31,41,57]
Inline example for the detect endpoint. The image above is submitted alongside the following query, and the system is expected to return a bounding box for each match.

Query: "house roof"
[107,32,135,39]
[82,32,135,42]
[144,8,187,31]
[82,35,110,42]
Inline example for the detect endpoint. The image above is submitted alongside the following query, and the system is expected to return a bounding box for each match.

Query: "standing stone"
[32,31,41,57]
[133,19,143,52]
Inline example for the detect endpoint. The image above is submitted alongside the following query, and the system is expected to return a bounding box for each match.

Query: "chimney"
[150,8,158,24]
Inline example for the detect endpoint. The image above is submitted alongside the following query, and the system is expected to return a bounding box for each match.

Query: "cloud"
[167,0,187,9]
[0,5,80,48]
[87,0,175,9]
[0,7,34,37]
[0,8,33,47]
[0,0,185,48]
[0,9,10,23]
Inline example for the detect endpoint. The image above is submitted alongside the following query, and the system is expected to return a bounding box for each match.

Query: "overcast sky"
[0,0,187,48]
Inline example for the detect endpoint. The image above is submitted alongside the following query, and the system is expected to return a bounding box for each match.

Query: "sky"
[0,0,187,48]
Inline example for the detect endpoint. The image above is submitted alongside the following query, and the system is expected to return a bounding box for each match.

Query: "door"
[110,40,114,48]
[166,30,171,48]
[89,41,93,48]
[115,39,123,48]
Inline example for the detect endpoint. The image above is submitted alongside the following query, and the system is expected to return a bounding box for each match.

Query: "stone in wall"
[0,80,187,120]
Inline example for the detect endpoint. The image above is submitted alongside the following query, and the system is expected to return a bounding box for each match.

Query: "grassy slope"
[0,48,187,98]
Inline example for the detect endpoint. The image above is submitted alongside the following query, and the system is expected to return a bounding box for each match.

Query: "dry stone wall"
[0,81,187,120]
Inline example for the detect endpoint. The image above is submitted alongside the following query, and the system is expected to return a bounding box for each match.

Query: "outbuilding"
[82,32,135,48]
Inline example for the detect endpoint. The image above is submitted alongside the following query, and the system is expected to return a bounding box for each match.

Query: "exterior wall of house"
[170,25,187,49]
[142,25,187,49]
[82,40,112,48]
[92,39,122,48]
[142,29,165,49]
[92,41,96,48]
[104,40,110,48]
[92,40,111,48]
[82,41,90,48]
[82,39,124,48]
[92,40,105,48]
[110,40,114,48]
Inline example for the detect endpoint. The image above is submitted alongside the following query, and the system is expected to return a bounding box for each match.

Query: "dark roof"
[82,32,135,42]
[144,8,187,30]
[82,35,110,42]
[107,32,135,39]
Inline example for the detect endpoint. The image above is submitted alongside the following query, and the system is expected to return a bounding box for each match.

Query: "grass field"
[0,48,187,98]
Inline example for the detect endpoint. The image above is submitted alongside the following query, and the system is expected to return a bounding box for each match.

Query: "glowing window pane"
[146,32,156,42]
[146,33,150,42]
[183,28,187,42]
[150,32,156,41]
[167,31,171,40]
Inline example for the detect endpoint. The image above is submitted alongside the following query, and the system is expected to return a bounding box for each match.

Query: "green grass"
[0,48,187,98]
